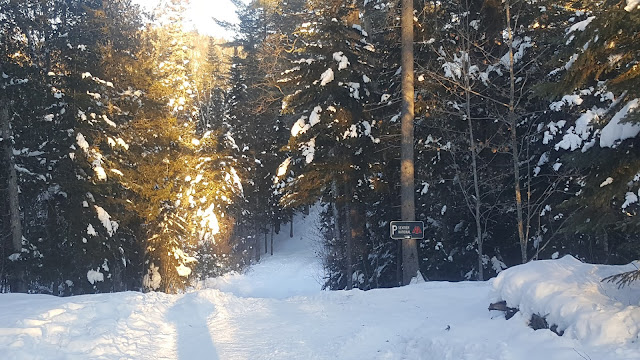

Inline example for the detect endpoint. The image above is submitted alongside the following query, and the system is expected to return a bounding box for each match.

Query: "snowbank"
[491,255,640,346]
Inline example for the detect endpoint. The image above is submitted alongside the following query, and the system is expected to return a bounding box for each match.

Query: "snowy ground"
[2,207,639,359]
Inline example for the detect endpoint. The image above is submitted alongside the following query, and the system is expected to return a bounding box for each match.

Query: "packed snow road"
[1,208,639,359]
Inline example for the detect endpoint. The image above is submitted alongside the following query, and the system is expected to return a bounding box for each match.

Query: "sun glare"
[133,0,241,39]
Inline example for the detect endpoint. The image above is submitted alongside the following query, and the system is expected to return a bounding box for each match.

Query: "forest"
[1,0,639,295]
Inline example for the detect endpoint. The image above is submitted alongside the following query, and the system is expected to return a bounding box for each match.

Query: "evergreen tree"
[0,0,146,294]
[536,1,640,265]
[273,0,383,289]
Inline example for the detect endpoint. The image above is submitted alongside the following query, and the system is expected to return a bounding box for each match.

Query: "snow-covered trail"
[2,282,631,360]
[1,207,638,359]
[202,206,325,299]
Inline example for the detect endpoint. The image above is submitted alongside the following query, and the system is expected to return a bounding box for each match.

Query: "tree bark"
[344,181,353,290]
[331,177,341,250]
[396,243,402,286]
[289,216,293,238]
[464,64,484,281]
[255,235,261,262]
[602,228,609,264]
[255,198,261,262]
[401,0,419,285]
[1,107,25,292]
[458,21,485,280]
[504,0,527,264]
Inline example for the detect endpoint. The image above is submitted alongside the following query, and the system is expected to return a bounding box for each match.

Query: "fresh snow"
[92,161,107,181]
[309,106,322,127]
[554,108,604,152]
[332,52,350,70]
[196,204,220,237]
[228,167,243,195]
[600,98,640,148]
[622,191,639,209]
[86,269,104,285]
[549,94,583,111]
[319,68,334,86]
[203,206,323,299]
[275,157,291,178]
[291,115,309,137]
[2,207,640,359]
[626,0,640,12]
[176,264,192,278]
[600,177,614,187]
[301,138,316,164]
[492,256,640,347]
[420,182,432,196]
[566,16,596,34]
[500,36,533,67]
[95,205,117,237]
[86,224,97,236]
[102,115,116,128]
[549,53,579,76]
[76,133,89,153]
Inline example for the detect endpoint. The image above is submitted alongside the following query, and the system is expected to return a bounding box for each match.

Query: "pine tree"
[272,0,383,289]
[222,0,302,263]
[117,2,244,292]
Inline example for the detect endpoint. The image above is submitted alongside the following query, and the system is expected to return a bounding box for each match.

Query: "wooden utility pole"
[400,0,419,285]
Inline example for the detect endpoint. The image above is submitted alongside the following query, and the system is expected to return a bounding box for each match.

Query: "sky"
[132,0,241,39]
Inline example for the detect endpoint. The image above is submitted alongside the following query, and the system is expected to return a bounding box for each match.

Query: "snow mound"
[491,255,640,346]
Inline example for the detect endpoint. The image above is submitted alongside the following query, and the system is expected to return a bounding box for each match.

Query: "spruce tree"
[536,1,640,265]
[273,0,382,289]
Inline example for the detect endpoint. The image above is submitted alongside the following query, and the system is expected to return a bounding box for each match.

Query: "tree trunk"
[504,0,527,264]
[602,228,609,264]
[270,225,274,256]
[462,46,484,280]
[255,198,261,262]
[396,243,402,286]
[512,120,526,264]
[344,181,353,290]
[289,216,293,238]
[264,228,268,254]
[255,235,261,262]
[1,107,25,293]
[466,84,484,281]
[401,0,419,285]
[332,177,341,248]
